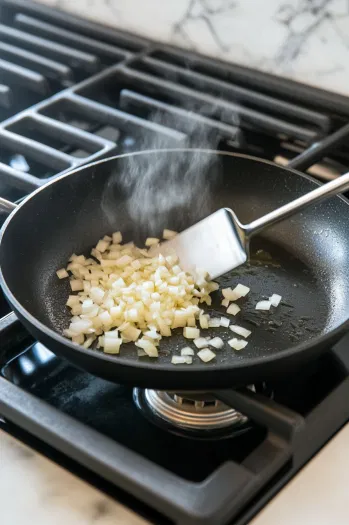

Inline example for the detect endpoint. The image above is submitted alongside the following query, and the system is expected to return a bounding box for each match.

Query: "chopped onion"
[135,338,158,357]
[96,239,109,253]
[194,337,209,349]
[233,284,250,297]
[222,287,239,301]
[163,229,177,240]
[171,355,193,364]
[70,279,83,291]
[60,231,217,355]
[181,347,195,356]
[112,231,122,244]
[72,334,84,345]
[69,319,93,334]
[83,335,96,349]
[66,295,80,307]
[229,325,251,338]
[222,283,250,302]
[199,313,209,329]
[228,338,248,350]
[104,337,122,354]
[56,268,69,279]
[221,298,230,308]
[143,329,160,340]
[209,337,224,349]
[256,300,272,311]
[227,303,241,316]
[145,237,159,246]
[208,318,220,328]
[220,316,230,327]
[197,348,216,362]
[183,327,200,339]
[270,293,282,307]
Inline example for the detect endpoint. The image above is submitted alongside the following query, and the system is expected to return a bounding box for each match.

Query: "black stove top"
[2,1,349,524]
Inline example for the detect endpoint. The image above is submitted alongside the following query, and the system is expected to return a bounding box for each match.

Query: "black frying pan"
[1,149,349,390]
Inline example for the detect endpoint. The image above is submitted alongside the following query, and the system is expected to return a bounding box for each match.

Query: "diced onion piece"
[96,239,110,253]
[233,284,250,297]
[135,338,158,357]
[228,338,248,350]
[223,284,250,301]
[103,337,122,354]
[104,329,119,339]
[220,317,230,328]
[183,327,200,339]
[120,324,141,342]
[209,337,224,349]
[199,313,209,329]
[66,295,80,307]
[227,303,241,316]
[145,237,159,247]
[90,287,105,304]
[270,293,282,307]
[171,355,193,364]
[144,330,160,340]
[116,255,132,267]
[81,299,95,314]
[255,300,272,311]
[57,268,69,279]
[112,231,122,244]
[208,318,220,328]
[222,287,239,301]
[163,229,177,240]
[69,319,93,334]
[83,335,96,349]
[229,325,251,338]
[70,279,83,291]
[194,337,209,349]
[173,310,189,328]
[181,347,195,356]
[197,348,216,362]
[137,349,147,357]
[72,334,84,345]
[221,298,230,308]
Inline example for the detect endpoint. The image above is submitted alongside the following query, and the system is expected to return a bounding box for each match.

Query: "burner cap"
[133,388,263,439]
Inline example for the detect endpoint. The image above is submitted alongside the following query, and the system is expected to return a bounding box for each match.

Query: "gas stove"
[2,1,349,524]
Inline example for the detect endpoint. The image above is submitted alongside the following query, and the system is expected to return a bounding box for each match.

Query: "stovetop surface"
[0,333,346,481]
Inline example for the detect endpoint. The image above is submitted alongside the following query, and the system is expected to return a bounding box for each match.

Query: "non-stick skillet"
[1,149,349,390]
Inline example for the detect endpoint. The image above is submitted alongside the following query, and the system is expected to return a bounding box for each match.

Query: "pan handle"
[0,197,17,215]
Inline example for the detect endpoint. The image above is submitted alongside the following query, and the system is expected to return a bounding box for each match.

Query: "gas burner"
[133,387,270,439]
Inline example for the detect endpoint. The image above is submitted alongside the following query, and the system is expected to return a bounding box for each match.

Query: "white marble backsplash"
[36,0,349,96]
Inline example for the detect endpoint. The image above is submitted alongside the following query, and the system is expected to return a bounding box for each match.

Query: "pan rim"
[1,148,349,377]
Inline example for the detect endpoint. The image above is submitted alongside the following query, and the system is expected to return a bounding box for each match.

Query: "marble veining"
[36,0,349,96]
[0,430,146,525]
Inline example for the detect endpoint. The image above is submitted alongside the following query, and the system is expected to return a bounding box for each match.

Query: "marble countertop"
[0,429,146,525]
[36,0,349,97]
[2,423,349,525]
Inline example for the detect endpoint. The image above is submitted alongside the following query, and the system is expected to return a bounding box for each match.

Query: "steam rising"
[102,110,225,235]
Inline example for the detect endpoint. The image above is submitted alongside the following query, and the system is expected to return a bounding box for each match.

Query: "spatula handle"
[0,197,17,215]
[244,171,349,238]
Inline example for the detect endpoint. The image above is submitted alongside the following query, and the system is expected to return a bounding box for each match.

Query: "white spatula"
[154,172,349,280]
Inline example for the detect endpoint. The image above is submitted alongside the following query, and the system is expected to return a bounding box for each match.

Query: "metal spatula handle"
[243,171,349,238]
[0,197,17,214]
